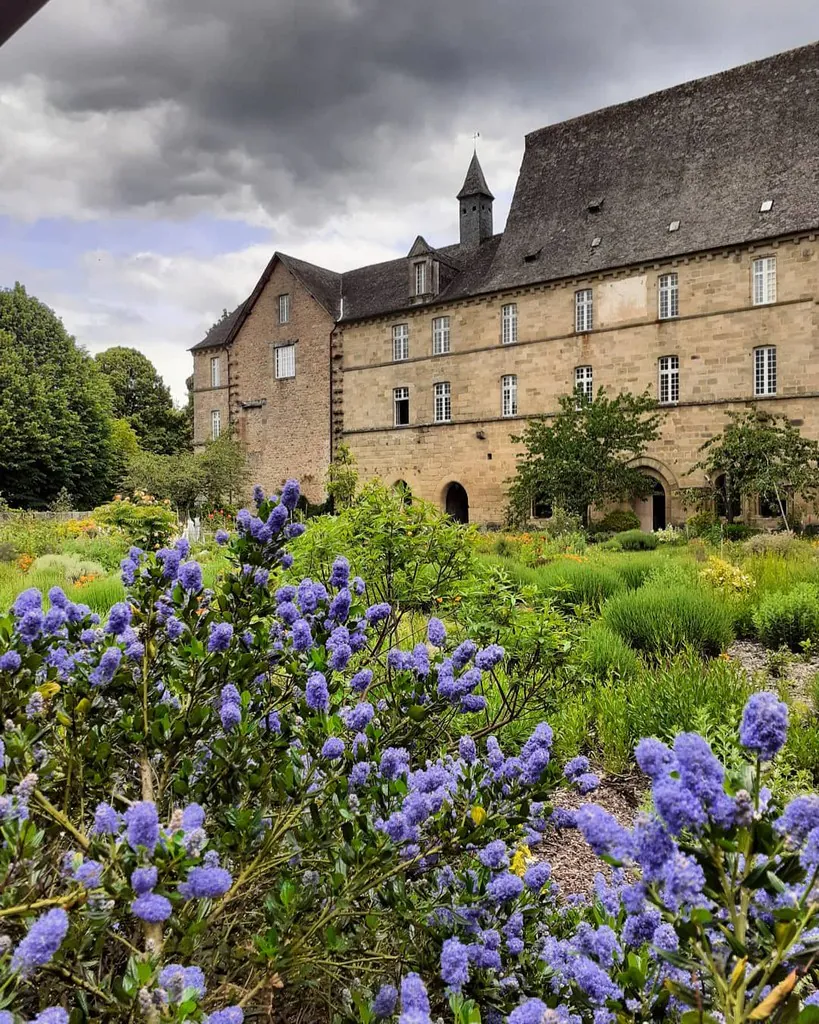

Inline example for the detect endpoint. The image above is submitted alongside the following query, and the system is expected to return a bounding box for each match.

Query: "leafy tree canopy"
[94,346,190,454]
[696,408,819,530]
[507,387,662,526]
[0,284,114,508]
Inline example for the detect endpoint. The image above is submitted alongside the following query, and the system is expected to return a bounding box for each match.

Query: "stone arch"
[442,481,469,524]
[626,459,676,532]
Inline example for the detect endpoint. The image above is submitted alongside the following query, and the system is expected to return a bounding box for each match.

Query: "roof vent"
[523,248,542,263]
[591,236,602,248]
[760,199,774,213]
[668,220,681,232]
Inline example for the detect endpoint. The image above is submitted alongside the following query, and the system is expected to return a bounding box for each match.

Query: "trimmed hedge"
[603,529,659,552]
[753,583,819,651]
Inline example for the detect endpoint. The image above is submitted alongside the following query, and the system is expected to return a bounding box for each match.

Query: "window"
[392,323,409,361]
[275,344,296,379]
[432,316,450,355]
[759,493,786,519]
[414,262,427,296]
[753,257,776,306]
[393,386,410,427]
[575,365,593,403]
[658,273,679,319]
[501,374,518,417]
[210,356,220,387]
[278,293,290,324]
[575,289,593,332]
[532,495,553,519]
[433,381,451,423]
[754,345,776,396]
[211,410,221,439]
[658,355,680,404]
[501,303,518,345]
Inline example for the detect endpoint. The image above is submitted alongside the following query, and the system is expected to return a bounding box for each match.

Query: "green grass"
[753,583,819,651]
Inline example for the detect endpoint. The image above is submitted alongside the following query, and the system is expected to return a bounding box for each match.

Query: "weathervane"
[472,130,480,152]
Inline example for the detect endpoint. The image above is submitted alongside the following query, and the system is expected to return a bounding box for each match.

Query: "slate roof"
[484,40,819,292]
[191,302,247,351]
[192,40,819,348]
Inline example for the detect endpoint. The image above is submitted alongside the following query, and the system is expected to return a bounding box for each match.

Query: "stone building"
[191,40,819,527]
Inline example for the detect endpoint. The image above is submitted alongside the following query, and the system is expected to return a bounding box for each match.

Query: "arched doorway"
[444,482,469,524]
[632,475,667,531]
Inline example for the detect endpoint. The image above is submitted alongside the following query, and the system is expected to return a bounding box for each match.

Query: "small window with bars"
[575,289,593,333]
[754,346,776,395]
[392,324,409,361]
[393,387,409,426]
[575,365,593,403]
[211,409,221,439]
[210,356,220,388]
[278,293,291,324]
[275,344,296,379]
[432,316,450,355]
[658,273,679,319]
[501,303,518,345]
[433,381,451,423]
[752,257,776,306]
[414,262,427,296]
[658,355,680,404]
[501,374,518,417]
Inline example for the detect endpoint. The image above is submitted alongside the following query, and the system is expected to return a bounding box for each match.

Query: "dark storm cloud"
[3,0,817,224]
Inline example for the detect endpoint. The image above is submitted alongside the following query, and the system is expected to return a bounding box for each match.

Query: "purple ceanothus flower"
[440,937,470,992]
[342,702,374,731]
[220,685,242,731]
[740,692,789,761]
[131,893,172,922]
[208,622,234,653]
[215,529,230,545]
[202,1008,244,1024]
[330,556,350,588]
[178,561,203,592]
[10,908,69,977]
[93,802,121,835]
[13,589,42,616]
[280,479,300,511]
[0,651,22,672]
[321,737,345,760]
[125,801,160,854]
[180,865,233,899]
[427,617,447,647]
[373,984,398,1018]
[305,672,330,713]
[365,602,391,624]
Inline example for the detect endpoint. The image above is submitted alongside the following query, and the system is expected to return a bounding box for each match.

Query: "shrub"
[743,531,796,556]
[698,555,755,596]
[0,539,17,562]
[594,508,640,533]
[603,528,659,551]
[529,560,623,611]
[686,508,717,536]
[655,523,684,544]
[753,582,819,651]
[608,553,658,589]
[603,583,734,657]
[721,522,755,541]
[576,620,641,680]
[94,493,178,549]
[31,553,107,582]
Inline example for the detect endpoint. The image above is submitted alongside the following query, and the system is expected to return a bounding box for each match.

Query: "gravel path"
[727,639,819,705]
[540,777,644,895]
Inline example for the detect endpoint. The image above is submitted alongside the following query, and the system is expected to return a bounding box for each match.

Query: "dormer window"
[414,262,427,296]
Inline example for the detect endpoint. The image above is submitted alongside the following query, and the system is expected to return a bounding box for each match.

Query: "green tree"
[696,408,819,530]
[507,387,662,526]
[0,284,115,508]
[325,442,358,509]
[94,346,190,454]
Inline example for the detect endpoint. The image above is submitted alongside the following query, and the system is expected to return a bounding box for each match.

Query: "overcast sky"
[0,1,815,402]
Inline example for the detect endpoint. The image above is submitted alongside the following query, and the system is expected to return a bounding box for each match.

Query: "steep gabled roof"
[485,40,819,292]
[190,302,247,351]
[456,152,494,200]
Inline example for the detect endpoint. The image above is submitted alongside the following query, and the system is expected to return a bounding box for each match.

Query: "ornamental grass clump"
[753,583,819,652]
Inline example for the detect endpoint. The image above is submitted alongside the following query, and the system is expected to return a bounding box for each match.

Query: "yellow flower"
[470,805,487,826]
[510,844,533,877]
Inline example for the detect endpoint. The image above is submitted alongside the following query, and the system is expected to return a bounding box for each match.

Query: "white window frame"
[575,365,593,403]
[210,356,220,388]
[501,374,518,417]
[211,410,221,439]
[658,355,680,405]
[275,344,296,379]
[393,386,410,427]
[752,257,776,306]
[575,289,593,333]
[754,346,777,396]
[432,316,450,355]
[278,293,291,324]
[501,303,518,345]
[658,273,679,320]
[433,381,451,423]
[392,323,409,361]
[414,262,427,296]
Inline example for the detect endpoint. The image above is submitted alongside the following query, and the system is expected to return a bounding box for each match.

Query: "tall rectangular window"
[278,293,291,324]
[433,382,451,423]
[211,410,221,439]
[414,262,427,296]
[432,316,450,355]
[275,344,296,379]
[392,323,409,361]
[658,355,680,404]
[754,346,777,395]
[393,386,410,426]
[501,303,518,345]
[752,257,776,306]
[575,289,593,333]
[210,356,220,387]
[575,365,593,403]
[658,273,679,319]
[501,374,518,417]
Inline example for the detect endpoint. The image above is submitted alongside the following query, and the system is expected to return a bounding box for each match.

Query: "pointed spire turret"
[457,151,494,247]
